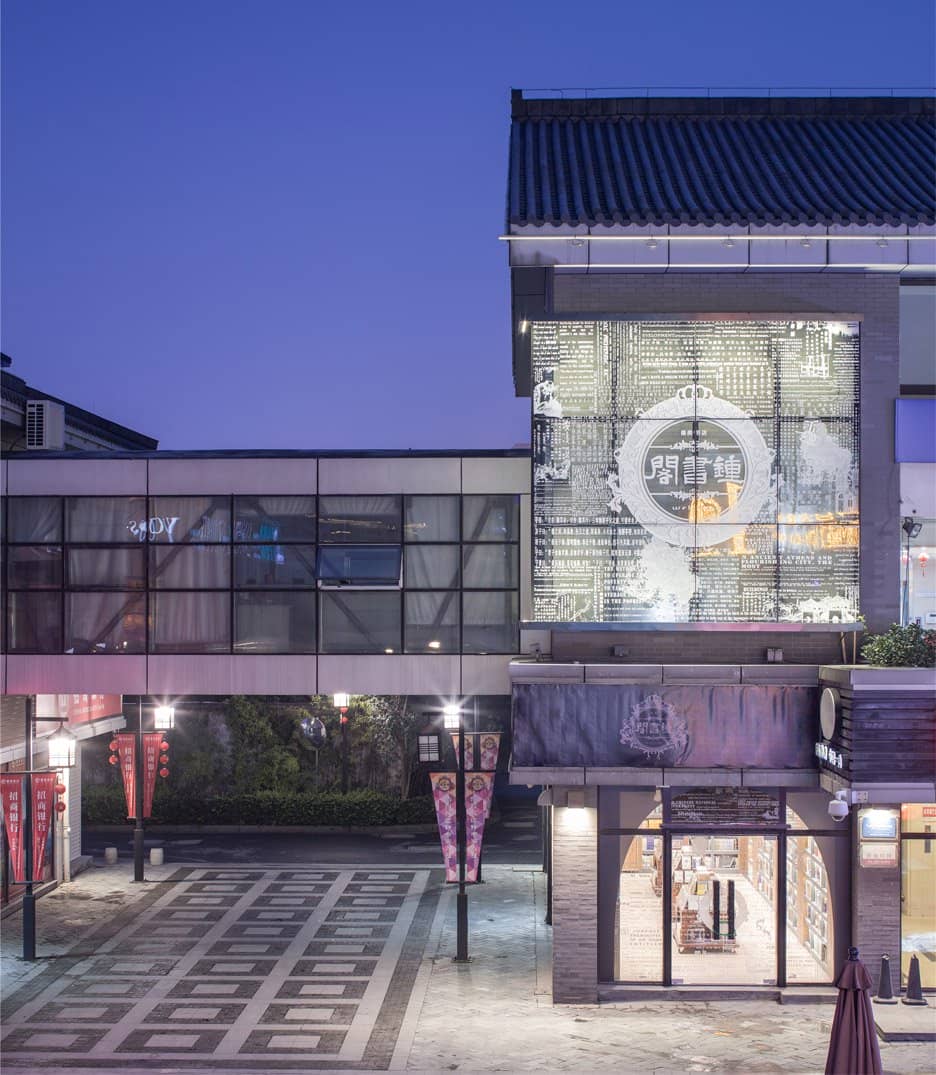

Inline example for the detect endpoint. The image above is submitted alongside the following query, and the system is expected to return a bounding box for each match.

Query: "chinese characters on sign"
[532,320,860,623]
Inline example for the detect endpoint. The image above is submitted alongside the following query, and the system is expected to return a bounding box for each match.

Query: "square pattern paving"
[1,866,438,1070]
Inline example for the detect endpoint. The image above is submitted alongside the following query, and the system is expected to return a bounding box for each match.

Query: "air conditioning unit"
[25,400,66,450]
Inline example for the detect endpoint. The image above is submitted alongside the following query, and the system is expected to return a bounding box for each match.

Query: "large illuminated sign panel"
[532,319,860,623]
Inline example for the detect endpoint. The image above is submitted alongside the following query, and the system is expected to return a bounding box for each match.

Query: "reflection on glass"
[463,495,520,541]
[7,546,62,589]
[902,832,936,990]
[7,497,61,542]
[462,544,519,589]
[671,835,777,986]
[68,497,148,543]
[404,592,459,653]
[318,497,401,543]
[233,496,316,543]
[404,496,459,542]
[316,546,401,586]
[149,497,231,543]
[66,593,145,654]
[234,592,316,653]
[319,591,401,654]
[462,592,518,654]
[785,833,836,983]
[615,832,663,982]
[404,545,459,589]
[234,545,315,588]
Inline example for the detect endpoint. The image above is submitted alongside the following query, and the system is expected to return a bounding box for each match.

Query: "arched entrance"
[604,788,846,987]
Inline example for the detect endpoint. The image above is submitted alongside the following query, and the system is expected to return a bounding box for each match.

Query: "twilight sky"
[2,1,934,450]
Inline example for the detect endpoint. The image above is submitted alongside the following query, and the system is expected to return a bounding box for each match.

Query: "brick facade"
[851,807,902,994]
[551,788,599,1003]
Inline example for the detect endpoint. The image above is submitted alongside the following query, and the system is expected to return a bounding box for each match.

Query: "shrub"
[861,622,936,668]
[81,785,435,827]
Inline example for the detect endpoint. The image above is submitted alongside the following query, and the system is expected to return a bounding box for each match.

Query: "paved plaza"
[1,859,934,1074]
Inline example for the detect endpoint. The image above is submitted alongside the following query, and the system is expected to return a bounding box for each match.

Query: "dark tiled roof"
[508,96,936,228]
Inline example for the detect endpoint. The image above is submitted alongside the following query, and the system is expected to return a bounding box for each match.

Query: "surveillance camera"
[828,791,850,822]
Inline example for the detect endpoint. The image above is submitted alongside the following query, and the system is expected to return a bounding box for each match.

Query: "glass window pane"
[66,593,145,654]
[67,497,148,543]
[7,592,62,653]
[902,833,936,990]
[462,544,519,589]
[233,496,317,543]
[319,496,401,543]
[149,592,230,653]
[462,592,518,654]
[786,833,836,983]
[319,591,400,653]
[149,496,231,542]
[7,497,61,542]
[902,804,936,834]
[404,496,459,542]
[317,546,401,586]
[7,546,62,589]
[150,546,230,589]
[404,592,459,653]
[405,545,459,589]
[463,495,520,541]
[68,547,145,589]
[234,591,316,653]
[615,832,664,982]
[234,545,316,588]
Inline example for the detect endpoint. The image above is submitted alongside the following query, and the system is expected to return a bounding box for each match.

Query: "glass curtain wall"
[3,493,520,655]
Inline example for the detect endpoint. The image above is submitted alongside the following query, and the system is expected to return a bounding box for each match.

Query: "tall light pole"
[443,702,469,962]
[334,694,350,793]
[133,702,174,883]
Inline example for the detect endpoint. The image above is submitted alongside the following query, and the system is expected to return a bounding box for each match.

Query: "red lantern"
[159,767,169,779]
[55,801,67,813]
[53,782,66,795]
[159,754,169,765]
[108,754,119,766]
[109,740,118,752]
[160,741,169,752]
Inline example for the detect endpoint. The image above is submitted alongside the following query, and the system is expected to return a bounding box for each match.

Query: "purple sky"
[2,1,934,450]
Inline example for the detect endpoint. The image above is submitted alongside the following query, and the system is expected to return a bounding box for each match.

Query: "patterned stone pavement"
[2,860,934,1074]
[2,865,441,1069]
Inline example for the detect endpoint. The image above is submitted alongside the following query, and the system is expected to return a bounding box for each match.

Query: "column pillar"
[551,786,598,1003]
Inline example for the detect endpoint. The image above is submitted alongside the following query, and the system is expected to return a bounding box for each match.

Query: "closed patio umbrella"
[825,947,883,1075]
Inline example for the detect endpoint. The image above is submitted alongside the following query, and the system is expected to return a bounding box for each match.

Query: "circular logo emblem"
[607,385,774,547]
[619,694,691,763]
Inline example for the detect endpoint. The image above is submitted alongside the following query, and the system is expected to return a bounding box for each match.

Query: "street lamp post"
[133,701,174,883]
[334,694,350,793]
[21,700,77,961]
[443,703,469,963]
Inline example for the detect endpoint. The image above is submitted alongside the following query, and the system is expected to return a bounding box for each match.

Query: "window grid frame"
[2,492,521,656]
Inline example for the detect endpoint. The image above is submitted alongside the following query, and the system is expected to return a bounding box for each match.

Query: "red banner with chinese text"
[142,733,161,819]
[115,733,136,818]
[31,773,56,877]
[1,775,25,881]
[36,694,122,726]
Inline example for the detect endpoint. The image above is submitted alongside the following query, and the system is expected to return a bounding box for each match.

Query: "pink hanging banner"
[142,733,162,819]
[31,772,57,878]
[115,733,136,818]
[1,775,26,881]
[449,733,474,771]
[429,772,458,882]
[479,733,501,772]
[465,772,495,882]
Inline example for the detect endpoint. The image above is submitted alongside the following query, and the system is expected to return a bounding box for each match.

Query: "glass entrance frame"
[599,787,849,987]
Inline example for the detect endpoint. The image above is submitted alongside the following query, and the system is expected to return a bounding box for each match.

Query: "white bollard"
[104,846,118,865]
[149,847,164,866]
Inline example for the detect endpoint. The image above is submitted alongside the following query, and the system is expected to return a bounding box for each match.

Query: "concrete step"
[599,984,783,1003]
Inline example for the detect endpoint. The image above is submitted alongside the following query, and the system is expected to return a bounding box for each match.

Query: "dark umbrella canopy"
[825,947,883,1075]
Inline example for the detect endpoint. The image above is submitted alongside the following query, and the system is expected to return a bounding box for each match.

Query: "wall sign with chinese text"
[531,319,860,623]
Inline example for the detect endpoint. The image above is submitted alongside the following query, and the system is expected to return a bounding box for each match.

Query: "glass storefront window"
[462,592,518,654]
[462,544,519,589]
[319,591,401,653]
[615,832,664,982]
[149,592,231,653]
[404,592,459,653]
[234,591,316,653]
[463,495,520,542]
[900,520,936,628]
[901,804,936,990]
[7,546,62,588]
[233,496,316,543]
[404,496,459,542]
[67,547,145,589]
[405,545,459,589]
[318,496,401,543]
[7,591,62,653]
[7,497,62,542]
[66,593,145,654]
[67,497,148,543]
[150,546,231,589]
[234,545,316,588]
[149,497,231,543]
